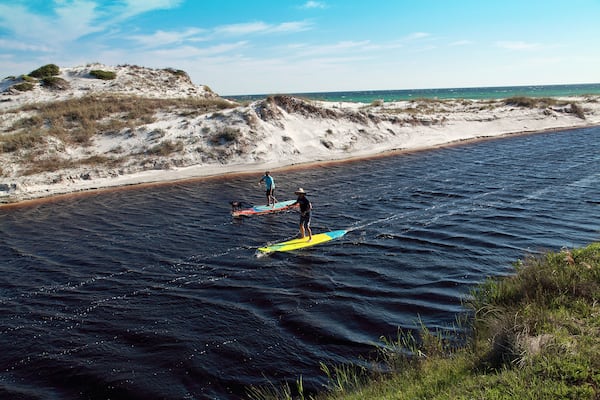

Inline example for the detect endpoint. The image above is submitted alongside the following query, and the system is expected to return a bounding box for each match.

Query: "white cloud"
[301,1,327,9]
[405,32,430,41]
[449,40,472,46]
[270,21,313,33]
[147,41,250,59]
[215,20,313,36]
[117,0,184,19]
[128,28,206,47]
[0,1,185,46]
[216,22,271,36]
[288,40,372,57]
[496,41,540,50]
[0,38,52,52]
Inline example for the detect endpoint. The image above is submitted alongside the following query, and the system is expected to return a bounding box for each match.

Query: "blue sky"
[1,0,599,95]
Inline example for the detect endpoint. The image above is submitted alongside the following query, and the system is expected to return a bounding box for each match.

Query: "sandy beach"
[2,64,600,206]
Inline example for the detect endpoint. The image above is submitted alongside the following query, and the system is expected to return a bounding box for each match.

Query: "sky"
[0,0,599,95]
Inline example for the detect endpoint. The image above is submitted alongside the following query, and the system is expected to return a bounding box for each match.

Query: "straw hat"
[294,188,307,195]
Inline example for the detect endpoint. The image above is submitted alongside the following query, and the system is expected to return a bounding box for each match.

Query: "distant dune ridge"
[1,63,600,204]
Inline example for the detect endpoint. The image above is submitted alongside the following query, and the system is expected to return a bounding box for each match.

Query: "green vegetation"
[11,82,34,92]
[21,75,37,82]
[248,243,600,399]
[163,67,189,78]
[29,64,60,78]
[41,76,70,90]
[90,69,117,80]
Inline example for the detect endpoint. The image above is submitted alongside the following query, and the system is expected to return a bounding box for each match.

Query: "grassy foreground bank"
[249,243,600,399]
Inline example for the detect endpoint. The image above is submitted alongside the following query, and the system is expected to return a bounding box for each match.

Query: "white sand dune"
[1,63,600,205]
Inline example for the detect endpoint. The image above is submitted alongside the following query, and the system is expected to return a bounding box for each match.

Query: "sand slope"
[1,64,599,204]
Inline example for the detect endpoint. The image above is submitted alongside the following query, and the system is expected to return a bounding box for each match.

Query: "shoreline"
[2,123,597,210]
[2,64,600,208]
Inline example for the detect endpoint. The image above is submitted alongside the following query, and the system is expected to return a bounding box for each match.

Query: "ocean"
[225,83,600,103]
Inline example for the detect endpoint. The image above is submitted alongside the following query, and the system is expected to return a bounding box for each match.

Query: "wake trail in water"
[347,183,508,235]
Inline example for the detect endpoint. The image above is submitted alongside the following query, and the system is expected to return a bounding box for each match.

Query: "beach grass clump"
[163,68,189,79]
[21,75,37,82]
[0,131,42,152]
[570,103,586,119]
[89,69,117,80]
[41,76,70,90]
[11,82,35,92]
[503,96,564,108]
[20,154,119,175]
[147,140,184,156]
[248,243,600,399]
[29,64,60,78]
[21,156,71,175]
[210,127,241,145]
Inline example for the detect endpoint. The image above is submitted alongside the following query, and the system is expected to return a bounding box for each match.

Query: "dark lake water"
[2,126,600,399]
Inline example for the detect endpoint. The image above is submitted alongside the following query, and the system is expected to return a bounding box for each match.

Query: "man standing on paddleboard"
[293,188,312,241]
[258,171,277,206]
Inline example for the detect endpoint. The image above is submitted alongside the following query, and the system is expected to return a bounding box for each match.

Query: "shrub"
[504,96,560,108]
[42,76,70,90]
[12,82,34,92]
[22,156,69,175]
[90,70,117,80]
[210,127,241,145]
[29,64,60,78]
[148,140,184,156]
[0,131,41,152]
[163,68,189,78]
[570,103,586,119]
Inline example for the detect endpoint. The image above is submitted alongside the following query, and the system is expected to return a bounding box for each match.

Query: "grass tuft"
[29,64,60,78]
[90,69,117,80]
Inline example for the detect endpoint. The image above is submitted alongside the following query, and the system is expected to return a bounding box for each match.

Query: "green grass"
[29,63,60,78]
[247,243,600,399]
[90,69,117,80]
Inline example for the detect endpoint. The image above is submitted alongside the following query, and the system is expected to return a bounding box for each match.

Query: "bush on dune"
[90,70,117,80]
[29,64,60,78]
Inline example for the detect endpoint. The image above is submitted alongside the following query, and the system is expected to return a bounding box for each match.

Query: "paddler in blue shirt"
[293,188,312,241]
[258,171,277,206]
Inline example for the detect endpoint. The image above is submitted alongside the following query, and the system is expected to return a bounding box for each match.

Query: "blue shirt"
[262,175,274,190]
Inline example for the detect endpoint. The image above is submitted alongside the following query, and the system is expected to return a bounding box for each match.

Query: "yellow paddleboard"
[258,230,347,253]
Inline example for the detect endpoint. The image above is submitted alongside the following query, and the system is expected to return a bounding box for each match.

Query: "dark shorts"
[266,187,274,196]
[299,212,311,228]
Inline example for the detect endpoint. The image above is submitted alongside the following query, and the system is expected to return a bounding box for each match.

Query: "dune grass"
[2,94,235,150]
[248,243,600,399]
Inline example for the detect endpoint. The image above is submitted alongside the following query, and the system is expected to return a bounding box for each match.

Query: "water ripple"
[1,127,600,398]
